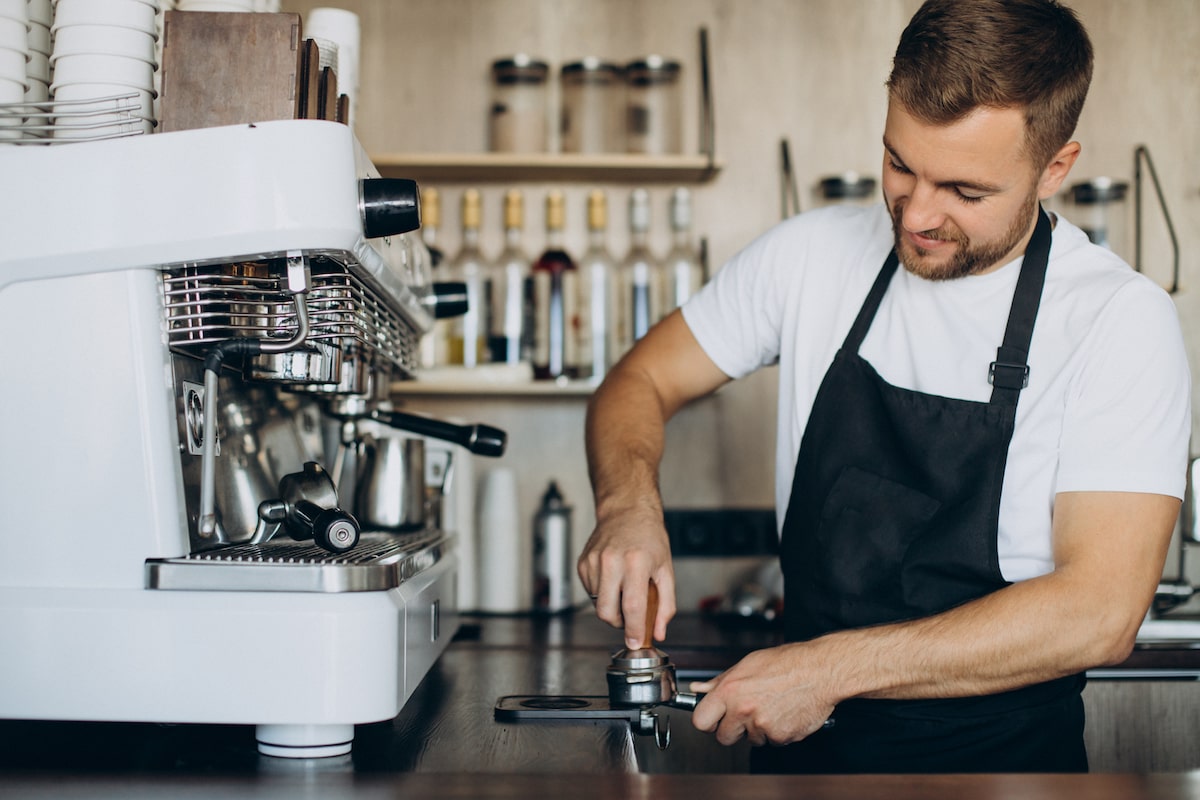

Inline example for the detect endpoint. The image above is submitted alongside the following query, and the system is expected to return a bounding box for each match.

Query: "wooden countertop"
[2,612,1200,798]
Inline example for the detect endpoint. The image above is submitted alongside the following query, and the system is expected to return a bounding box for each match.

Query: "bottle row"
[419,185,706,382]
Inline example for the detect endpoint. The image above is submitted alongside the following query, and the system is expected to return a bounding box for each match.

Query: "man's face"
[881,102,1043,281]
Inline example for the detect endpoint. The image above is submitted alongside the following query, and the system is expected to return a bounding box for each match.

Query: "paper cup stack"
[0,0,30,140]
[305,7,359,128]
[50,0,160,140]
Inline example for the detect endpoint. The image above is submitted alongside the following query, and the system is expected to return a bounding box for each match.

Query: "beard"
[890,191,1039,281]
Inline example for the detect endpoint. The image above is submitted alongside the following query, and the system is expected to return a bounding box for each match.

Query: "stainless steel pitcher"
[356,434,427,532]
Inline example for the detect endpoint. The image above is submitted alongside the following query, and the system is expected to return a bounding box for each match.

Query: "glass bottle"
[615,188,662,356]
[577,190,617,380]
[664,187,704,312]
[488,189,532,365]
[446,188,491,368]
[420,185,450,369]
[532,191,579,381]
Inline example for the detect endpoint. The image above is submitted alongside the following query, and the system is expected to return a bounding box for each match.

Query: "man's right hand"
[577,503,676,649]
[578,310,730,650]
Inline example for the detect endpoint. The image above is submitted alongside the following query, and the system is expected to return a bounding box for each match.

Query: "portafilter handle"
[370,409,507,457]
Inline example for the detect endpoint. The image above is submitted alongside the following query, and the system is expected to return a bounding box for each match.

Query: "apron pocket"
[814,466,941,626]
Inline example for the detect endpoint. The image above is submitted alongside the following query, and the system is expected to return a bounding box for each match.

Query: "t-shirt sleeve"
[1055,280,1191,498]
[680,223,793,380]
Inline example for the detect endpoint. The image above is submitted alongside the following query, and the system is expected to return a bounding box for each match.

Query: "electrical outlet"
[664,509,777,558]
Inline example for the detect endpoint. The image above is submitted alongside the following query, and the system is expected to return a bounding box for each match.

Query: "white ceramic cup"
[51,25,158,65]
[0,46,28,86]
[52,0,158,36]
[0,16,26,52]
[0,0,27,25]
[50,53,154,89]
[0,73,24,102]
[26,51,49,83]
[27,22,51,56]
[27,0,52,27]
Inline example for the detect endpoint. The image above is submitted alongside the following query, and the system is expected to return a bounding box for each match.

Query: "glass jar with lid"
[816,173,878,207]
[489,54,550,153]
[560,57,623,154]
[624,56,682,155]
[1062,177,1129,259]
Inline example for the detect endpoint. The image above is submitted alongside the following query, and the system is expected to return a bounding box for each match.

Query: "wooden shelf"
[390,378,597,398]
[371,152,722,184]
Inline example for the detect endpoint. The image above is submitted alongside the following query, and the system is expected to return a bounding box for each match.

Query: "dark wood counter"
[2,612,1200,798]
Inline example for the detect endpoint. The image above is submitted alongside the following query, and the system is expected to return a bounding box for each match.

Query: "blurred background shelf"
[390,378,598,397]
[372,152,723,184]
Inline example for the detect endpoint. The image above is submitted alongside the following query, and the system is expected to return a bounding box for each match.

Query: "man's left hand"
[689,643,839,747]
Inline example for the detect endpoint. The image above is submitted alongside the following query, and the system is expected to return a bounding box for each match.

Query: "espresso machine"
[0,119,499,758]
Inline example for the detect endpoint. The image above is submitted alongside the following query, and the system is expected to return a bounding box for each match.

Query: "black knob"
[311,508,361,554]
[360,178,421,239]
[427,281,469,319]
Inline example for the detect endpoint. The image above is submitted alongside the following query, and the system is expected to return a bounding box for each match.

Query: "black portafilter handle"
[360,178,421,239]
[427,281,470,319]
[370,409,507,457]
[290,499,361,554]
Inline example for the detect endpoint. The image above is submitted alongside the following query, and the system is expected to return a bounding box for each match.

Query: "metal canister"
[533,480,573,613]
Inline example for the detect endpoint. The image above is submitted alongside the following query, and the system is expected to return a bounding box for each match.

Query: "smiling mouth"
[907,229,954,250]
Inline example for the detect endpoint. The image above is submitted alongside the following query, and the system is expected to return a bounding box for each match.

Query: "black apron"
[754,208,1087,774]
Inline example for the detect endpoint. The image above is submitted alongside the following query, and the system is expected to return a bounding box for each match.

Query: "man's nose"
[902,183,946,233]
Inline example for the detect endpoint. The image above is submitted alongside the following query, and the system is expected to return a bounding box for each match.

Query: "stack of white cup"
[0,0,29,140]
[50,0,160,140]
[305,7,359,128]
[24,0,52,138]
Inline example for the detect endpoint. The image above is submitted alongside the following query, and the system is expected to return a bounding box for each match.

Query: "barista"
[578,0,1190,774]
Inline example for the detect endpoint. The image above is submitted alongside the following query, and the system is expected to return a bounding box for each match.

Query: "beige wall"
[283,0,1200,606]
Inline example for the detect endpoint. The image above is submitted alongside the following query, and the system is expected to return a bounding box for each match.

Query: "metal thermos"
[533,481,573,613]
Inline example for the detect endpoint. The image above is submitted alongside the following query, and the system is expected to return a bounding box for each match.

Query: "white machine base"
[257,724,356,759]
[0,557,456,759]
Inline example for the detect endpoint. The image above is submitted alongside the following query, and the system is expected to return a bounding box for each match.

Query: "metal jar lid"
[1070,177,1128,204]
[561,57,622,84]
[624,55,681,86]
[819,172,877,200]
[492,54,549,85]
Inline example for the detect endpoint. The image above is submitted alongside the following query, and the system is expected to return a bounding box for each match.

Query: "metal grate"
[146,531,449,593]
[162,258,421,379]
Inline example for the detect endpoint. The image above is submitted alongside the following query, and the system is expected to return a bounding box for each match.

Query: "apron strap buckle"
[989,360,1030,390]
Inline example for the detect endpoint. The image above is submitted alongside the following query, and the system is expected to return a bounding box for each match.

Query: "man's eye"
[956,190,986,204]
[887,158,911,174]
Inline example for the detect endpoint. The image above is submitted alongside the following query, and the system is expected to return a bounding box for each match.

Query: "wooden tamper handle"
[640,580,658,649]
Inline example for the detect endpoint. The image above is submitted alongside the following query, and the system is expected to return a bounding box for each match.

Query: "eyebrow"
[882,136,1005,195]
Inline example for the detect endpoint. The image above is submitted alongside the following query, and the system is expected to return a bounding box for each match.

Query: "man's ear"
[1038,141,1082,200]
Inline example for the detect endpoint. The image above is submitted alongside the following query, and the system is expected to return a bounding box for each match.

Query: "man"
[578,0,1190,774]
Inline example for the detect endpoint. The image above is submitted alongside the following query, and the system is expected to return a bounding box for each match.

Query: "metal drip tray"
[146,531,450,593]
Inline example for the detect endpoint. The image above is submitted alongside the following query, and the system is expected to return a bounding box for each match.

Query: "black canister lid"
[561,57,622,82]
[1070,178,1128,204]
[624,55,681,86]
[819,173,877,200]
[492,54,549,84]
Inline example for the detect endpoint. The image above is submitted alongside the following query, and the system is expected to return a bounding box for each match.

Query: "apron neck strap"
[840,206,1054,408]
[988,206,1053,407]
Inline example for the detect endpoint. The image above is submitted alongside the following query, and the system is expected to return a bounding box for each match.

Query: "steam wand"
[197,251,312,538]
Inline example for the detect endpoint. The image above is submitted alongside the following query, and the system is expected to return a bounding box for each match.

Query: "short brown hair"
[887,0,1093,171]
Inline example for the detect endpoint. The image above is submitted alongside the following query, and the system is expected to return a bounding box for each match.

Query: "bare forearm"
[585,366,669,522]
[821,569,1140,703]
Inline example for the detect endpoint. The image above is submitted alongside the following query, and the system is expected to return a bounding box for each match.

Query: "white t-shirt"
[682,203,1191,582]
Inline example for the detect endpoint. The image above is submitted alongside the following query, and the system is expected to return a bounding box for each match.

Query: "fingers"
[577,539,675,647]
